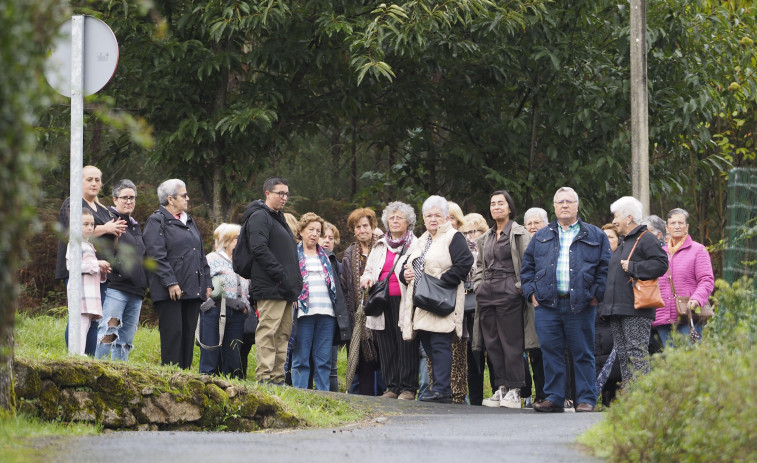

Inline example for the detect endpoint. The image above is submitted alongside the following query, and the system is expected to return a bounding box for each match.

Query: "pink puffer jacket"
[654,235,714,327]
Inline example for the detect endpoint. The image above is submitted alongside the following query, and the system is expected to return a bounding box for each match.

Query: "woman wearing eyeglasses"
[144,179,212,369]
[95,179,148,361]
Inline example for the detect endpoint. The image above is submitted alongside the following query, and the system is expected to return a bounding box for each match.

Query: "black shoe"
[419,391,453,404]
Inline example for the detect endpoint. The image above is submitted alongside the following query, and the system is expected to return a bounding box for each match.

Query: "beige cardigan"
[399,222,466,341]
[360,236,417,330]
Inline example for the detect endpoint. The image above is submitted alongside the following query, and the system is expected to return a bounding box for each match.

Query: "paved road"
[51,395,603,463]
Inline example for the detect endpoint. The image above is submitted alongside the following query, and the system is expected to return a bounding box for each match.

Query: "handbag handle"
[625,230,650,282]
[380,244,407,284]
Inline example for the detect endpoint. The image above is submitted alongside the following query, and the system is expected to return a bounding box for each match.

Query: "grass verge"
[0,413,99,463]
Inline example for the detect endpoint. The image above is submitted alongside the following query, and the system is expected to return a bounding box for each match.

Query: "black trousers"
[155,299,201,369]
[419,330,454,396]
[465,312,496,405]
[373,296,419,394]
[521,348,546,402]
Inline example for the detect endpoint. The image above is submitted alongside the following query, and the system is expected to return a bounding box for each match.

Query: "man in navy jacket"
[520,187,611,413]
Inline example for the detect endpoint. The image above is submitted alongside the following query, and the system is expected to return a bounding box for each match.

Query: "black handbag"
[413,274,457,316]
[364,245,406,317]
[463,281,476,313]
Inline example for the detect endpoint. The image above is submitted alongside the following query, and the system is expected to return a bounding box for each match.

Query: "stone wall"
[14,358,302,431]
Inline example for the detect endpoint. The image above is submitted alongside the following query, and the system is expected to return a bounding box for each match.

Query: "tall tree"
[0,0,67,411]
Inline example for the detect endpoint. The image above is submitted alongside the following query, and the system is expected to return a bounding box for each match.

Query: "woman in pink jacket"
[654,208,715,346]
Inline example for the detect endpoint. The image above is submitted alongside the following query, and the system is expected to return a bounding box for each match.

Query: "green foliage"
[580,278,757,461]
[0,413,98,463]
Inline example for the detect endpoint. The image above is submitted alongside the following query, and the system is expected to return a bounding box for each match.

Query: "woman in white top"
[291,213,345,390]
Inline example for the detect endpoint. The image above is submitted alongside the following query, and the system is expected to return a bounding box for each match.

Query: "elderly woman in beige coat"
[360,202,419,400]
[399,195,473,404]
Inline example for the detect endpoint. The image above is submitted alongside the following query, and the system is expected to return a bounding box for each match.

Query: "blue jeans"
[95,288,143,361]
[656,322,703,348]
[535,300,597,406]
[65,280,106,356]
[198,305,247,377]
[291,314,335,390]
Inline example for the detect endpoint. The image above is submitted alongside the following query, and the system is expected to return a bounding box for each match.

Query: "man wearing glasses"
[520,187,611,413]
[240,177,303,384]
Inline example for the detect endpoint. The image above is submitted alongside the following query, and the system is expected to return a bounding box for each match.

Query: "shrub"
[580,278,757,462]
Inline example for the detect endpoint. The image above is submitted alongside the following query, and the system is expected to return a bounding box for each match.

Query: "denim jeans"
[656,322,702,348]
[291,314,335,390]
[65,280,106,356]
[95,288,143,361]
[198,304,246,377]
[534,299,597,406]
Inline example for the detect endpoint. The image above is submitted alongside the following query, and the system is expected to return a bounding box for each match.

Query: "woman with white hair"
[144,179,212,369]
[599,196,668,384]
[399,195,473,403]
[198,223,251,378]
[361,201,419,400]
[523,207,549,236]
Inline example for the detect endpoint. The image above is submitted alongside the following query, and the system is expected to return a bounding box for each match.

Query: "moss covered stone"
[14,357,302,432]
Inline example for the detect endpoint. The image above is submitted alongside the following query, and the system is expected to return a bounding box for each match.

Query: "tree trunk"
[212,164,223,226]
[0,293,16,413]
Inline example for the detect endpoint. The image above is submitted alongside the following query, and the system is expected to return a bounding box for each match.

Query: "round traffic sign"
[44,16,119,97]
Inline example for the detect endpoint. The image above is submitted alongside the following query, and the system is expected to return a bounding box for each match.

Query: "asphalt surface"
[51,393,603,463]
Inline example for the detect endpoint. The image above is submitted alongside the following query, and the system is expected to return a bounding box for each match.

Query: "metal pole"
[630,0,650,216]
[67,15,85,356]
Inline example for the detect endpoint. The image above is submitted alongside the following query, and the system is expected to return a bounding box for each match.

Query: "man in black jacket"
[241,177,302,384]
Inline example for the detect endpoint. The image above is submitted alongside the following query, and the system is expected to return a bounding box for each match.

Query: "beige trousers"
[255,299,293,382]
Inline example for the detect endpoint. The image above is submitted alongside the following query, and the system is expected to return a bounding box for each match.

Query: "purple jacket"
[654,235,714,327]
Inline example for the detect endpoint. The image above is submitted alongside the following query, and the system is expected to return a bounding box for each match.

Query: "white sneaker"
[482,386,505,408]
[564,399,575,412]
[501,388,522,409]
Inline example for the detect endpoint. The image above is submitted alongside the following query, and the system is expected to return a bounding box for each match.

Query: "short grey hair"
[422,195,449,217]
[157,179,186,206]
[381,201,416,231]
[666,208,690,224]
[640,214,666,239]
[553,186,579,204]
[610,196,643,223]
[112,179,137,198]
[524,207,548,224]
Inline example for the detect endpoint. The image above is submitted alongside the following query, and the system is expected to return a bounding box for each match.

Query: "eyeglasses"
[172,193,189,199]
[117,196,136,202]
[270,190,289,198]
[554,200,577,205]
[463,230,483,237]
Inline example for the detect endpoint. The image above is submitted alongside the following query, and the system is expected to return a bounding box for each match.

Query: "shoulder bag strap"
[625,230,648,262]
[383,243,407,282]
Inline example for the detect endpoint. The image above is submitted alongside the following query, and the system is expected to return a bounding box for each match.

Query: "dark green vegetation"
[579,277,757,462]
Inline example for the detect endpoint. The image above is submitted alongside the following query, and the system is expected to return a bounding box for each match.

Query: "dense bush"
[580,278,757,462]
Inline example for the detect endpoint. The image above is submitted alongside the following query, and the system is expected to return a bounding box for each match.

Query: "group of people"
[58,169,715,410]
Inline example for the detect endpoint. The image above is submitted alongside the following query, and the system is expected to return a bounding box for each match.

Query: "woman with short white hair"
[523,208,549,236]
[599,196,668,384]
[144,179,212,369]
[399,195,473,403]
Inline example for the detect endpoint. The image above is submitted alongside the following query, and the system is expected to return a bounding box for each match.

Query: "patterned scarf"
[385,230,412,251]
[297,242,336,314]
[412,235,433,291]
[667,235,688,256]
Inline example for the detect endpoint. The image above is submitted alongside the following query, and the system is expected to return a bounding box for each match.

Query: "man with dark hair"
[520,187,611,413]
[240,177,302,384]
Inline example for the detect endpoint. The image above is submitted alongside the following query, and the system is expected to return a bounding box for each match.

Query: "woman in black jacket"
[143,179,212,369]
[95,179,148,361]
[599,196,668,384]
